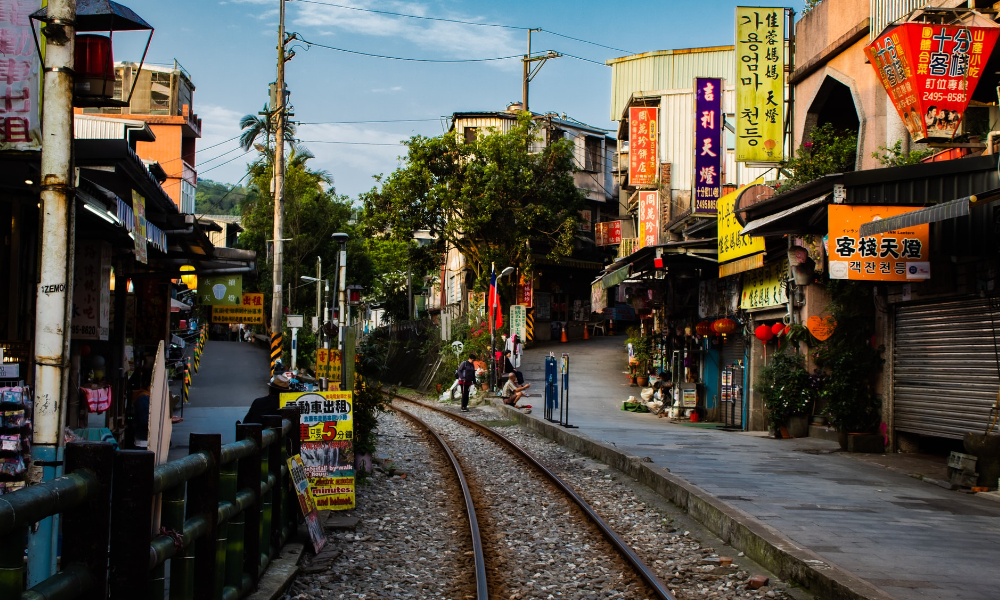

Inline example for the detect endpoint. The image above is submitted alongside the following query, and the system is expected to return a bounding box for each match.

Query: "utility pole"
[28,0,76,583]
[270,0,289,375]
[332,233,349,391]
[521,29,560,114]
[315,256,322,331]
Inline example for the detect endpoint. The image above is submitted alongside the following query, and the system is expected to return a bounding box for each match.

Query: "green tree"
[778,123,858,192]
[360,113,586,286]
[363,237,440,323]
[195,178,246,215]
[239,103,297,158]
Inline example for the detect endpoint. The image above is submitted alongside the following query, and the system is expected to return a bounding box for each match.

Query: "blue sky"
[116,0,806,198]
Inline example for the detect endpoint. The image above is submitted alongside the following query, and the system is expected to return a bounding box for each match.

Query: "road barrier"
[0,407,302,599]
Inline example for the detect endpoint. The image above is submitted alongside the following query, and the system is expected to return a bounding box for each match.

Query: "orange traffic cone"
[561,325,568,343]
[583,324,590,340]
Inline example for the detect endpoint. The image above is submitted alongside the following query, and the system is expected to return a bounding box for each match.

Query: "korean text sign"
[638,191,659,249]
[717,179,766,263]
[0,0,42,151]
[827,205,930,281]
[740,258,789,310]
[629,106,658,186]
[211,293,264,324]
[865,23,999,142]
[694,78,724,214]
[280,391,355,510]
[736,7,785,163]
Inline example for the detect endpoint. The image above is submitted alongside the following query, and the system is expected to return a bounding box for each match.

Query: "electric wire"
[297,36,522,62]
[199,152,255,174]
[298,118,442,125]
[296,139,405,146]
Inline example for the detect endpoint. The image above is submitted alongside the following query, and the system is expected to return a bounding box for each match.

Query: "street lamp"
[300,275,328,332]
[332,232,349,391]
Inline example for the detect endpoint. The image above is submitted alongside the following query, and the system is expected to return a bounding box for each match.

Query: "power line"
[560,52,608,66]
[539,30,632,55]
[298,118,442,125]
[297,36,522,62]
[297,139,404,146]
[200,153,255,174]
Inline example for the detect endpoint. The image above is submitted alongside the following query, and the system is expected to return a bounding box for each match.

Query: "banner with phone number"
[280,391,355,510]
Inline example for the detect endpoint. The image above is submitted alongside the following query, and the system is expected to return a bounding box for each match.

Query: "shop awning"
[602,265,631,288]
[858,187,1000,237]
[171,298,192,312]
[741,194,830,237]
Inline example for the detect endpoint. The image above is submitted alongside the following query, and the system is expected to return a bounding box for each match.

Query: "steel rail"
[392,403,489,600]
[392,395,678,600]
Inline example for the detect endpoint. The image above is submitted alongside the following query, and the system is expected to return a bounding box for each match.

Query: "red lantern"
[755,324,774,342]
[783,324,791,335]
[771,322,785,336]
[695,321,712,336]
[712,318,736,335]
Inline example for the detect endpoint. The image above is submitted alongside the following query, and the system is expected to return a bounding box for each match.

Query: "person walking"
[457,354,477,412]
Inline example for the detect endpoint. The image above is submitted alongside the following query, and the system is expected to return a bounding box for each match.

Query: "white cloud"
[370,85,403,93]
[296,123,412,194]
[194,104,255,183]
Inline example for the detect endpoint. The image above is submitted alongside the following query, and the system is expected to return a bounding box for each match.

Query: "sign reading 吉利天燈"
[740,258,789,310]
[827,205,930,281]
[211,292,264,324]
[693,77,724,214]
[199,275,242,306]
[637,191,659,249]
[735,7,785,163]
[280,391,355,510]
[0,0,43,152]
[628,106,658,187]
[864,22,1000,143]
[717,179,766,266]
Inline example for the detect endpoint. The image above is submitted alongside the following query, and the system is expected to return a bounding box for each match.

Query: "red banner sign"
[517,274,532,307]
[638,191,659,249]
[866,22,999,141]
[595,221,623,246]
[629,106,658,187]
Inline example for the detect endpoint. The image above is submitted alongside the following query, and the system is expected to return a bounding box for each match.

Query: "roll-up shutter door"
[893,298,1000,439]
[720,335,747,429]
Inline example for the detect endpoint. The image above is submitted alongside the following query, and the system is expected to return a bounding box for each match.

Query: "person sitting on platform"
[501,372,531,409]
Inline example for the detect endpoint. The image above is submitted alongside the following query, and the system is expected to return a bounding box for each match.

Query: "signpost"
[287,315,303,370]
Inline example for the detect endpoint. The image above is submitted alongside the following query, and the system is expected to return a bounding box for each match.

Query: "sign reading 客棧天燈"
[717,179,766,266]
[693,78,724,214]
[280,391,355,510]
[735,7,785,163]
[628,106,658,187]
[638,191,659,249]
[865,22,999,142]
[198,275,242,306]
[827,205,930,281]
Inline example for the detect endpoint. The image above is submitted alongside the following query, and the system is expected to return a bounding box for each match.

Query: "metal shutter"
[893,298,1000,439]
[721,336,747,428]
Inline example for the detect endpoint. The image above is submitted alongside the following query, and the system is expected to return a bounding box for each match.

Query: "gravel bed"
[288,411,476,600]
[402,401,654,600]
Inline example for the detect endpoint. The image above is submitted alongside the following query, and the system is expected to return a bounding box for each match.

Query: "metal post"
[270,0,288,375]
[28,0,77,583]
[334,234,348,391]
[109,450,155,598]
[290,326,298,371]
[62,442,115,600]
[315,256,322,330]
[237,423,263,586]
[323,280,330,350]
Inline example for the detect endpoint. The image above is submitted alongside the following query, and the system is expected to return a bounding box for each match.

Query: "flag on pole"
[489,263,503,330]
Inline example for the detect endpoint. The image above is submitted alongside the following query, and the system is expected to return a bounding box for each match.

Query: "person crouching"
[501,372,531,408]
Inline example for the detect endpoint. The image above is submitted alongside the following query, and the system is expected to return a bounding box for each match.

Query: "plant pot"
[786,414,809,438]
[630,375,638,387]
[838,431,884,453]
[636,376,649,387]
[963,433,1000,490]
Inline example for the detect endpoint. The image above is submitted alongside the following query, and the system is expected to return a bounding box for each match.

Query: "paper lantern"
[695,321,712,336]
[755,324,774,342]
[771,322,785,336]
[712,318,737,335]
[180,265,197,290]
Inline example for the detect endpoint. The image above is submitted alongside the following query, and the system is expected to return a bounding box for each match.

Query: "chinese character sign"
[637,191,659,249]
[865,23,999,142]
[827,205,930,281]
[211,292,264,324]
[71,241,111,340]
[736,7,785,163]
[694,77,724,214]
[629,106,658,186]
[740,258,789,310]
[517,273,532,307]
[199,275,243,306]
[280,391,355,510]
[315,347,330,380]
[717,179,766,263]
[0,0,42,151]
[595,221,623,246]
[510,305,527,343]
[132,191,148,265]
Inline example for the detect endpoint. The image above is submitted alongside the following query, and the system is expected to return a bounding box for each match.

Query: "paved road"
[520,334,1000,600]
[168,340,269,461]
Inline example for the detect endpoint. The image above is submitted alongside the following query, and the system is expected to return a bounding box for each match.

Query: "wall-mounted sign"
[132,191,148,265]
[740,258,789,310]
[827,205,930,281]
[199,275,242,306]
[517,274,532,307]
[694,77,724,214]
[72,241,112,340]
[638,191,659,249]
[718,179,766,265]
[0,0,42,151]
[578,209,592,232]
[510,304,527,343]
[211,293,264,324]
[736,7,785,163]
[865,21,1000,142]
[595,221,623,246]
[628,106,658,187]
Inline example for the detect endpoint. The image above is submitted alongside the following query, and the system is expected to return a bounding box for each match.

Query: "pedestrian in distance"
[241,373,291,424]
[457,353,477,412]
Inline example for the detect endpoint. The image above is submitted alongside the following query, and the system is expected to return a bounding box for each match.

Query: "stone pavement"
[168,340,269,461]
[519,334,1000,600]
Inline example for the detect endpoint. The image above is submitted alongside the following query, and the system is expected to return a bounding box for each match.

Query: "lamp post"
[489,266,516,390]
[332,232,349,391]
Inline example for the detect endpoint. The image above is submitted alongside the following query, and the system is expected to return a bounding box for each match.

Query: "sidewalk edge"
[497,404,901,600]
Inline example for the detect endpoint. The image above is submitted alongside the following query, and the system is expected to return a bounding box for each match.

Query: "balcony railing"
[618,237,638,258]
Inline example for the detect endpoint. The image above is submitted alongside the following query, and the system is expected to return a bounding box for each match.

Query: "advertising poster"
[865,22,999,141]
[629,106,659,186]
[637,191,659,249]
[287,454,326,553]
[595,221,623,246]
[735,7,785,162]
[693,77,724,214]
[280,391,355,510]
[827,205,930,281]
[211,292,264,324]
[0,0,42,151]
[717,179,766,264]
[199,275,242,306]
[740,258,789,310]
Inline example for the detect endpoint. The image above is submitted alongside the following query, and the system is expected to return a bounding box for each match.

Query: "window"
[585,136,602,172]
[463,127,477,144]
[181,180,196,214]
[548,127,565,146]
[150,72,172,115]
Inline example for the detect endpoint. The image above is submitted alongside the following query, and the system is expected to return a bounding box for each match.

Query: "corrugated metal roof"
[75,115,155,142]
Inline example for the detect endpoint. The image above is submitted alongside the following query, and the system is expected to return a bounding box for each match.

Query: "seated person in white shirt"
[501,372,531,407]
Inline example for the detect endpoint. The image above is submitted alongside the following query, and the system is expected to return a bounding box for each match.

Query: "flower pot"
[786,414,809,438]
[963,433,1000,490]
[636,376,649,386]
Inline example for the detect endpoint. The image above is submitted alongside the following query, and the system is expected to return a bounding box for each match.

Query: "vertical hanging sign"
[628,106,658,187]
[693,77,724,214]
[0,0,42,151]
[637,191,659,249]
[736,7,785,163]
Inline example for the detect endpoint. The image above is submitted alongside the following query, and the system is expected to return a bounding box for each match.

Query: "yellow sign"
[211,293,264,324]
[329,350,342,391]
[280,391,355,510]
[718,179,766,265]
[735,7,785,163]
[827,205,930,281]
[740,259,789,310]
[315,348,329,380]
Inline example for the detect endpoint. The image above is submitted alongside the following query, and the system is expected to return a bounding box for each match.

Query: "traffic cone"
[583,324,590,340]
[561,325,568,343]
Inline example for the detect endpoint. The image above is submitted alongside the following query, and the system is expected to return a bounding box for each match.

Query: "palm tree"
[239,103,297,159]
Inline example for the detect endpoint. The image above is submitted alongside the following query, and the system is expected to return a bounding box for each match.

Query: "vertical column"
[62,441,115,600]
[237,423,263,584]
[109,450,155,598]
[189,434,221,600]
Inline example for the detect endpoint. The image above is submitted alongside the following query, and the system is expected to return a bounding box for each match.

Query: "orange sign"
[637,191,659,249]
[806,315,837,341]
[629,106,658,187]
[827,205,930,281]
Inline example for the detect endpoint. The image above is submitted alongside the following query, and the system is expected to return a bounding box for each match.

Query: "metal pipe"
[28,0,77,583]
[337,238,347,390]
[0,472,94,535]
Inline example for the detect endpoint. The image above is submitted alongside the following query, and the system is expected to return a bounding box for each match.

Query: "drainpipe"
[28,0,76,584]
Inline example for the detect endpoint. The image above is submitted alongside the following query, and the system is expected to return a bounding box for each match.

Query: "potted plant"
[753,350,814,438]
[625,327,653,386]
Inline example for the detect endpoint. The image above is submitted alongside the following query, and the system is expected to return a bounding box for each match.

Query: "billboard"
[637,191,659,249]
[280,391,355,510]
[211,292,264,324]
[693,77,724,214]
[199,275,242,306]
[735,7,785,163]
[595,221,623,246]
[628,106,658,186]
[827,205,930,281]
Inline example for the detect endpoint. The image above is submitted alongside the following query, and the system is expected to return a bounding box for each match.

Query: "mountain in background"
[196,178,247,216]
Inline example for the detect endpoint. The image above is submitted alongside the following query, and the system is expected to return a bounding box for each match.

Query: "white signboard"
[287,314,304,328]
[510,305,527,344]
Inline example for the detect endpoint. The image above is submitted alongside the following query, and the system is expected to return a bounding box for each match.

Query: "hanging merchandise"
[0,386,31,495]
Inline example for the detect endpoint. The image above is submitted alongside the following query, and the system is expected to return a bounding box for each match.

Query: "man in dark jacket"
[242,374,291,424]
[457,354,477,412]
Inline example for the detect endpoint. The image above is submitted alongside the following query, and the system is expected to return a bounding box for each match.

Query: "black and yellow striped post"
[525,308,534,343]
[182,362,190,405]
[270,332,282,375]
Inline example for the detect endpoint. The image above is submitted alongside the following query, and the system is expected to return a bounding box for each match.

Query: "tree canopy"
[195,178,246,215]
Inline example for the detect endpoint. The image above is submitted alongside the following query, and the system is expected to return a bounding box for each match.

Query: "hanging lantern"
[783,324,791,335]
[755,324,774,342]
[711,318,736,335]
[771,322,785,336]
[180,265,197,290]
[695,321,712,336]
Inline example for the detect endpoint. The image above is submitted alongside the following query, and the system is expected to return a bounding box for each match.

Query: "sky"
[115,0,808,199]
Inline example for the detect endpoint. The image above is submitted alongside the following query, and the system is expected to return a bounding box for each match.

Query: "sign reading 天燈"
[637,191,659,249]
[693,78,724,214]
[827,205,930,281]
[736,7,785,163]
[629,106,658,186]
[280,391,355,510]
